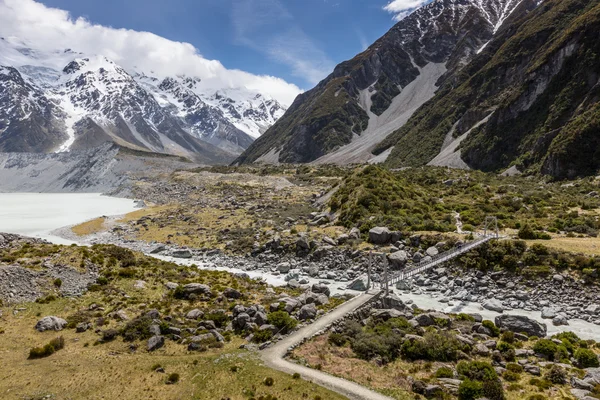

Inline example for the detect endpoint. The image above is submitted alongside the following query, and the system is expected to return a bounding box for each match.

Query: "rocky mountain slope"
[0,142,193,193]
[376,0,600,179]
[0,38,286,163]
[235,0,537,165]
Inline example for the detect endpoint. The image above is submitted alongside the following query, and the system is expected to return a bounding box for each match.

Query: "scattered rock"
[368,227,391,244]
[147,336,165,352]
[35,316,67,332]
[495,315,547,337]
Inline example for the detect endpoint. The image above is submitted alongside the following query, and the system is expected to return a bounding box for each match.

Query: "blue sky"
[36,0,417,89]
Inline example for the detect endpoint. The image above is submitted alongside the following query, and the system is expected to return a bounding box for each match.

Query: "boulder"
[425,246,439,257]
[311,283,330,297]
[277,262,291,273]
[185,309,204,320]
[172,249,193,259]
[495,315,547,337]
[349,227,361,240]
[482,299,505,313]
[182,283,211,296]
[585,304,600,315]
[368,227,391,244]
[388,250,409,268]
[232,313,251,330]
[347,275,369,291]
[296,237,310,250]
[541,307,558,319]
[298,304,317,320]
[583,368,600,385]
[75,322,91,333]
[474,343,490,356]
[552,315,569,326]
[115,310,129,321]
[147,336,165,351]
[223,288,242,299]
[371,309,404,320]
[164,282,179,290]
[35,316,67,332]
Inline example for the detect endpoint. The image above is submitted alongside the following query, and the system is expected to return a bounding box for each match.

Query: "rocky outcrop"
[35,316,67,332]
[495,315,547,338]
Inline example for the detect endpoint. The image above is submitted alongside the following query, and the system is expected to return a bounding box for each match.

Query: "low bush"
[328,333,347,347]
[435,367,454,378]
[501,331,515,344]
[506,363,524,373]
[205,311,229,328]
[28,337,65,359]
[529,378,552,390]
[458,379,483,400]
[575,348,600,368]
[457,361,498,382]
[533,339,558,359]
[263,377,274,386]
[545,365,567,384]
[400,331,466,362]
[502,371,520,382]
[166,373,179,384]
[526,395,546,400]
[292,373,301,379]
[267,311,298,333]
[482,320,500,337]
[121,316,154,342]
[252,328,274,343]
[456,313,476,322]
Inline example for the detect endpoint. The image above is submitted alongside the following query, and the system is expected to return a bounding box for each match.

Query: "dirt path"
[260,290,394,400]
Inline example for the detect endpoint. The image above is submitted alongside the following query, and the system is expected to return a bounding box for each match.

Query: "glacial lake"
[0,193,139,244]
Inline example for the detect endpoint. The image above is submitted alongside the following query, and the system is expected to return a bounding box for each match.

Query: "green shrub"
[482,320,500,337]
[252,328,274,343]
[501,331,515,344]
[292,373,301,379]
[400,332,466,362]
[264,377,274,386]
[529,378,552,390]
[151,363,162,371]
[506,363,523,373]
[435,367,454,378]
[456,313,476,322]
[458,379,483,400]
[457,361,497,381]
[53,278,62,287]
[575,348,600,368]
[502,371,520,382]
[353,331,403,363]
[28,337,65,359]
[553,332,580,343]
[205,311,229,328]
[545,365,567,384]
[533,339,558,359]
[121,316,154,342]
[483,378,506,400]
[328,333,347,347]
[166,373,179,384]
[267,311,297,333]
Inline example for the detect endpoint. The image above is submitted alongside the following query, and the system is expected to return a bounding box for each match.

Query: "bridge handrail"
[387,234,497,285]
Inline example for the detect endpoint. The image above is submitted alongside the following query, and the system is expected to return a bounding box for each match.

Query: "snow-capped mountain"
[0,37,287,162]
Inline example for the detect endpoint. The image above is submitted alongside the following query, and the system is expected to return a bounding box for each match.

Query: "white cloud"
[383,0,430,21]
[231,0,334,86]
[0,0,302,106]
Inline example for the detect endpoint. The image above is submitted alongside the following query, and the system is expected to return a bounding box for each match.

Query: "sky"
[0,0,431,106]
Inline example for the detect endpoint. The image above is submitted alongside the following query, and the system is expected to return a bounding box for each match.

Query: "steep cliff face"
[236,0,535,165]
[377,0,600,179]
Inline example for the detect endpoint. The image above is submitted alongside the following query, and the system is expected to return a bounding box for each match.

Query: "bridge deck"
[387,235,496,286]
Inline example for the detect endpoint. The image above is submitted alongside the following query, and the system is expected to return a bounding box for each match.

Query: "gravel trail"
[260,290,393,400]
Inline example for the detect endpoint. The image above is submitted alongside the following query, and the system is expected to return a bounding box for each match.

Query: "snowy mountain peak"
[0,38,286,160]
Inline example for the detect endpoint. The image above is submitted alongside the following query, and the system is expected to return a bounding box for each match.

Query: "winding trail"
[260,290,393,400]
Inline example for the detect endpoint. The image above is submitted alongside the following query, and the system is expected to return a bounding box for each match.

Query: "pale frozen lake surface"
[1,193,598,340]
[0,193,139,244]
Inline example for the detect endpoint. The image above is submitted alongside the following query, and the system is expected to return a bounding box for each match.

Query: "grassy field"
[71,217,107,236]
[0,305,345,400]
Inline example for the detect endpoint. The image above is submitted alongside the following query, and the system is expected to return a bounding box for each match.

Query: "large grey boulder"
[583,368,600,385]
[35,316,67,332]
[495,315,547,337]
[185,309,204,320]
[147,336,165,352]
[223,288,242,299]
[483,299,505,313]
[182,283,211,296]
[368,227,391,244]
[311,283,330,297]
[298,303,317,320]
[388,250,409,268]
[347,275,369,291]
[425,246,439,257]
[552,315,569,326]
[541,307,558,319]
[172,249,193,259]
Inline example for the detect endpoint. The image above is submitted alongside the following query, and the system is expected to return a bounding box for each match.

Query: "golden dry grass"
[71,217,107,236]
[527,236,600,256]
[0,301,346,400]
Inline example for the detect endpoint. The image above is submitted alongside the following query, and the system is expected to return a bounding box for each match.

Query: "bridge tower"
[483,216,499,238]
